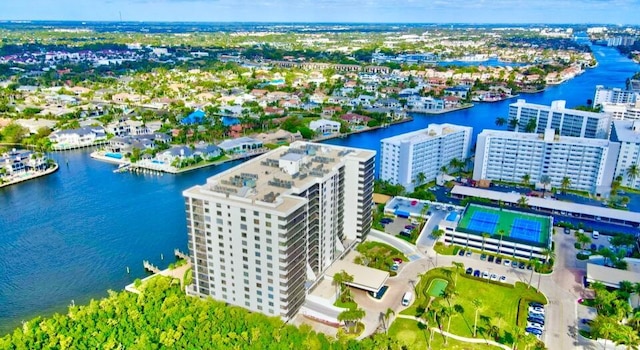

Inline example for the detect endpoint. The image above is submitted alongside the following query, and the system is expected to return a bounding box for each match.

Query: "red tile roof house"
[264,106,285,116]
[340,113,372,125]
[229,124,245,138]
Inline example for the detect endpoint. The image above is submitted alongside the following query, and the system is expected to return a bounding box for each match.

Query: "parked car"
[393,258,403,264]
[473,270,481,277]
[400,230,411,237]
[526,264,533,270]
[458,249,465,256]
[496,257,503,264]
[525,327,543,336]
[480,254,487,261]
[380,218,394,224]
[590,243,597,250]
[482,271,489,279]
[390,264,399,271]
[488,255,495,263]
[581,318,593,326]
[527,322,544,330]
[529,312,545,320]
[518,262,526,269]
[503,259,511,266]
[528,316,545,325]
[466,251,472,257]
[405,225,416,230]
[529,306,545,314]
[564,228,571,234]
[511,260,518,268]
[465,267,473,275]
[490,274,498,281]
[499,275,507,283]
[529,302,544,308]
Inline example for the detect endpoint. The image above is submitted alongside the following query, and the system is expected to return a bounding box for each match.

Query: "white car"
[482,271,490,279]
[529,306,545,314]
[490,274,498,281]
[527,322,544,330]
[503,259,511,266]
[499,275,507,283]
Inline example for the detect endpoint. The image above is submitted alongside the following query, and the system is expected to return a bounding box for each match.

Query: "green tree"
[472,298,482,338]
[540,175,551,196]
[517,194,529,208]
[495,117,507,126]
[560,176,571,194]
[627,164,639,186]
[338,308,366,334]
[451,261,464,285]
[521,173,531,187]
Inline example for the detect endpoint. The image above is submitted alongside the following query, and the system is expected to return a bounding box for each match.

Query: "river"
[0,44,638,334]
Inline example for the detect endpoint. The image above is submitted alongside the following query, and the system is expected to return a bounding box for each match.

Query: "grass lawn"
[433,242,459,255]
[401,267,547,347]
[334,299,357,310]
[389,318,500,349]
[355,241,408,268]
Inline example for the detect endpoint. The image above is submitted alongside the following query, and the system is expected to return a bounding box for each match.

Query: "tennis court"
[457,204,550,245]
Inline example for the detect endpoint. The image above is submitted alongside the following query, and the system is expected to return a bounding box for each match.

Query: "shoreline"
[313,117,414,142]
[410,104,474,115]
[0,163,59,188]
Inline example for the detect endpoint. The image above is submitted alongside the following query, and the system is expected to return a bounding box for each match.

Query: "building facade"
[602,101,640,121]
[508,99,611,139]
[473,129,620,196]
[380,123,472,191]
[594,85,639,106]
[183,141,375,319]
[611,120,640,189]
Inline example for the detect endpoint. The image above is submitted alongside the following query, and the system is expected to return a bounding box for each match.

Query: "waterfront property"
[593,85,638,106]
[217,137,263,154]
[182,141,375,320]
[601,101,640,120]
[0,149,57,187]
[508,99,611,139]
[439,203,553,261]
[473,128,620,196]
[380,123,472,191]
[48,126,108,150]
[611,120,640,189]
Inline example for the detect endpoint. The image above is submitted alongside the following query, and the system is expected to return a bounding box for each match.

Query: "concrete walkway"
[396,315,511,350]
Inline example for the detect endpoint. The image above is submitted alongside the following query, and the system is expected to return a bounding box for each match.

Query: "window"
[241,216,246,222]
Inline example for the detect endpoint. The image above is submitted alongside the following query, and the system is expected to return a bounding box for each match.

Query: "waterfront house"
[181,109,206,125]
[254,129,301,145]
[444,86,470,99]
[309,119,341,134]
[1,149,48,175]
[217,137,263,154]
[340,113,372,125]
[49,126,107,149]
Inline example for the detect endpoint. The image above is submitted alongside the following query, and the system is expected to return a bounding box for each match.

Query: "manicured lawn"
[389,318,500,349]
[401,267,547,346]
[334,299,357,310]
[433,242,459,255]
[355,241,408,271]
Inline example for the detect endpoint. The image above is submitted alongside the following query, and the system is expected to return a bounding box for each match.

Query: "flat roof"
[613,120,640,143]
[183,141,375,214]
[510,99,610,119]
[451,185,640,224]
[325,259,389,293]
[381,123,470,144]
[586,261,640,288]
[373,193,392,204]
[479,129,614,147]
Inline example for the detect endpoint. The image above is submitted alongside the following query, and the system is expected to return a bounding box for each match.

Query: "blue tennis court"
[466,211,499,233]
[510,218,542,243]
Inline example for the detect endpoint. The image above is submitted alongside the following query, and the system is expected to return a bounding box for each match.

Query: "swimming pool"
[152,160,164,164]
[427,278,449,298]
[105,152,122,159]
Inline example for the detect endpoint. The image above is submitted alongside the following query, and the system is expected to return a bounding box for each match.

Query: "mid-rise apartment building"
[380,123,472,191]
[183,141,375,319]
[473,129,620,196]
[594,85,639,106]
[508,99,611,139]
[602,101,640,120]
[611,120,640,189]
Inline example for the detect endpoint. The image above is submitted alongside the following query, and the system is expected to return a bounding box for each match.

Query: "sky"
[1,0,639,24]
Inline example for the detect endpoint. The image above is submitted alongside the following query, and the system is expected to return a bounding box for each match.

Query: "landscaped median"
[396,267,547,349]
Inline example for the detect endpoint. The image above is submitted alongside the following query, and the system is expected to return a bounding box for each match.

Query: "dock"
[142,260,161,274]
[174,248,190,261]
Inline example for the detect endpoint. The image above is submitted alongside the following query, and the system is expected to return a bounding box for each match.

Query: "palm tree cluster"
[588,281,640,349]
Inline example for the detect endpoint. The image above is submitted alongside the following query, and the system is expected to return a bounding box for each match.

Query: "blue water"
[0,44,638,334]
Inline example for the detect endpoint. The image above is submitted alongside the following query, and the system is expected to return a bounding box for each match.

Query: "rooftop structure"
[611,120,640,189]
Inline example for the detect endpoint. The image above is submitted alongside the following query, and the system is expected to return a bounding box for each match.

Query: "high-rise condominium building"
[380,123,472,191]
[183,141,375,319]
[473,129,620,196]
[611,120,640,189]
[508,99,611,139]
[593,85,639,106]
[601,101,640,121]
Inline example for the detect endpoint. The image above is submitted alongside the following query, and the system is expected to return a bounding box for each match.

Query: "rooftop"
[184,141,375,214]
[324,256,389,293]
[613,120,640,143]
[479,129,614,147]
[511,99,611,119]
[381,123,470,144]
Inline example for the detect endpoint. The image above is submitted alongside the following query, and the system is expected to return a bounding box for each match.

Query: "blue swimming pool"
[105,152,122,159]
[152,160,164,164]
[446,212,459,222]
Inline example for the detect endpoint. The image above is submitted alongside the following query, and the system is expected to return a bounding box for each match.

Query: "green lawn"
[433,242,459,255]
[355,241,408,270]
[389,318,500,349]
[401,267,547,347]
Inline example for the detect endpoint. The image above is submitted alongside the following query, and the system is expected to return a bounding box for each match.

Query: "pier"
[142,260,161,274]
[174,248,190,261]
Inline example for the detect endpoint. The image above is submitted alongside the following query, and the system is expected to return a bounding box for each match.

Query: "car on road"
[564,227,571,234]
[525,327,543,336]
[503,259,511,266]
[511,260,518,268]
[480,254,487,261]
[518,262,526,269]
[466,250,472,257]
[499,275,507,283]
[473,270,481,277]
[465,267,473,275]
[482,271,489,279]
[490,273,498,281]
[496,257,503,264]
[458,249,465,256]
[488,255,495,263]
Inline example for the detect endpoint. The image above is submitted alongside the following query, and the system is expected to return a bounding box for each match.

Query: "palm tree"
[449,158,462,175]
[481,233,490,252]
[627,164,639,186]
[495,116,507,126]
[452,261,464,285]
[332,270,354,302]
[521,173,531,187]
[508,117,519,130]
[441,270,454,288]
[338,308,366,334]
[415,172,427,188]
[517,194,529,208]
[594,321,616,350]
[382,307,395,333]
[522,333,538,350]
[576,233,592,250]
[560,176,571,194]
[472,298,482,338]
[540,175,551,196]
[615,328,640,350]
[511,325,525,350]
